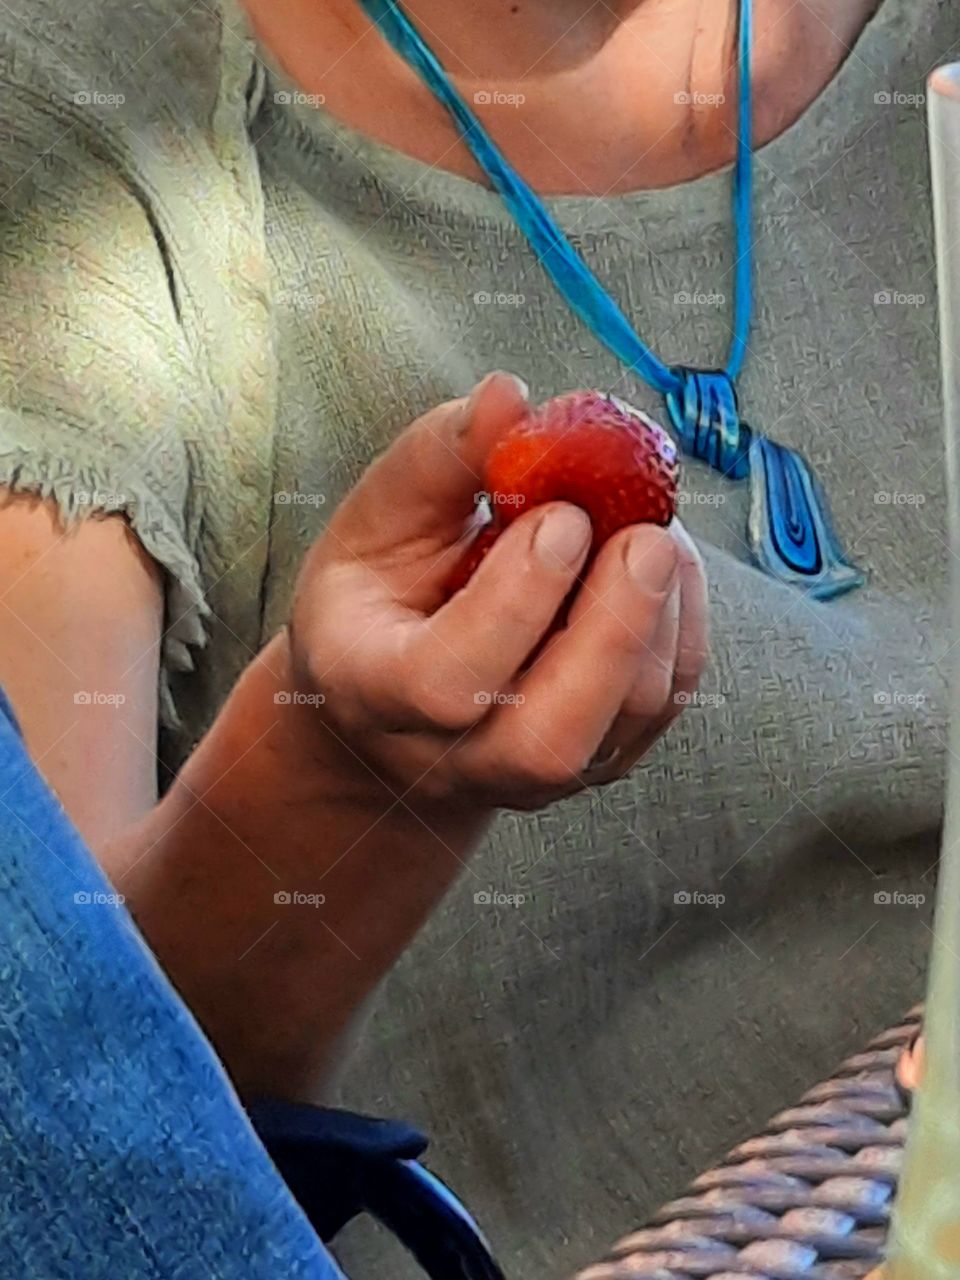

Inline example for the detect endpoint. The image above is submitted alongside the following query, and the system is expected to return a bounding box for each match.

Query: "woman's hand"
[0,372,707,1097]
[289,372,708,812]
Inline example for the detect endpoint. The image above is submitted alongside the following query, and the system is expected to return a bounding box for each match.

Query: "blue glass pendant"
[666,369,865,601]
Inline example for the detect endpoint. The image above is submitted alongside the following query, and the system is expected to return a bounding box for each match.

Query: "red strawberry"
[443,523,499,597]
[445,390,679,598]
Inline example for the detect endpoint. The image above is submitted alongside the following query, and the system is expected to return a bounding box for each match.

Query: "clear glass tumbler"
[885,62,960,1280]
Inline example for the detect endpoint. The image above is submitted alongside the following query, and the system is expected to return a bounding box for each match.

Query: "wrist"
[210,630,387,809]
[126,631,490,1100]
[203,632,490,842]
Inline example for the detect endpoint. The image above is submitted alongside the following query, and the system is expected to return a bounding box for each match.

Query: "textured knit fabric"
[0,685,342,1278]
[0,1,953,1277]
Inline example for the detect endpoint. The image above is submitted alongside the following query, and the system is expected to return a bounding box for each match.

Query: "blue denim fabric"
[0,687,342,1279]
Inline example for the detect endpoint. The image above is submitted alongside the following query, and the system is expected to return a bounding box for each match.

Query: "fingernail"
[626,526,678,590]
[534,506,591,571]
[506,372,530,401]
[463,371,529,425]
[464,372,497,420]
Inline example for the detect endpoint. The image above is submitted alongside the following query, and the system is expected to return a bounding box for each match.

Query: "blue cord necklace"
[356,0,864,599]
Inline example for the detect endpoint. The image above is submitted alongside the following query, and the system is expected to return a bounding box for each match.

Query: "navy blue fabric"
[0,689,342,1278]
[250,1104,506,1280]
[250,1101,428,1163]
[249,1102,428,1241]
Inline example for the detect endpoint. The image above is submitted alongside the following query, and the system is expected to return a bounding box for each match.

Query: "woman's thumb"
[330,372,530,553]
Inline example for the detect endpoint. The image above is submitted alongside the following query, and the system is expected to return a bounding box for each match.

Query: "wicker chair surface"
[575,1007,923,1280]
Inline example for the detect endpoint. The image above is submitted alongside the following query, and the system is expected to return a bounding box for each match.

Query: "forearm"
[101,632,488,1099]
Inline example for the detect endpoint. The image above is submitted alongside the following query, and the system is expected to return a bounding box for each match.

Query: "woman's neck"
[241,0,882,194]
[393,0,655,78]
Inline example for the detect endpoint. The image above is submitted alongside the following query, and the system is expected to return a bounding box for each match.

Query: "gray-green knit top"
[0,0,954,1274]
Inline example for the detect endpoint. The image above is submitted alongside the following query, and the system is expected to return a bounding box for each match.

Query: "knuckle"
[409,764,456,802]
[377,641,481,732]
[593,596,671,656]
[625,662,675,719]
[676,643,710,686]
[515,742,584,793]
[410,675,484,732]
[673,519,706,571]
[322,652,394,728]
[642,584,677,613]
[500,576,549,627]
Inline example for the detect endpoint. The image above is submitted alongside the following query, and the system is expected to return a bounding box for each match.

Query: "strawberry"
[443,523,499,597]
[445,390,679,598]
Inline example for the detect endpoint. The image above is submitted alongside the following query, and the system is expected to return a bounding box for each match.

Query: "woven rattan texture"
[576,1008,923,1280]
